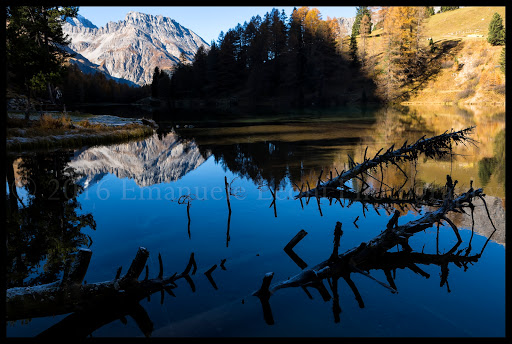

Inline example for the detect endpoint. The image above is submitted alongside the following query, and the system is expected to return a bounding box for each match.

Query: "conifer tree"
[6,6,78,113]
[359,14,371,66]
[487,12,505,46]
[268,8,287,60]
[349,34,358,66]
[352,6,372,36]
[151,67,160,98]
[439,6,459,13]
[377,6,426,101]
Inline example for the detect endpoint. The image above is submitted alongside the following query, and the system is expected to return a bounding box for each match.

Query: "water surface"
[6,105,505,337]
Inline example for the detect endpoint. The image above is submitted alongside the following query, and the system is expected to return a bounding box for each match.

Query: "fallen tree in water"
[294,127,477,200]
[6,247,199,331]
[254,175,497,324]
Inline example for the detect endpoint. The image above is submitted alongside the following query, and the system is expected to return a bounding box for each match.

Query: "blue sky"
[77,6,356,44]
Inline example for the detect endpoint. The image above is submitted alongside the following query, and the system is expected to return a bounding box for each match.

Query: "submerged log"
[255,175,488,298]
[6,247,197,322]
[254,178,495,325]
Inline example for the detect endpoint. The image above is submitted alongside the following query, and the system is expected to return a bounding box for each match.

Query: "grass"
[340,7,506,105]
[405,7,505,105]
[6,112,155,152]
[424,6,505,42]
[39,113,73,129]
[407,37,505,105]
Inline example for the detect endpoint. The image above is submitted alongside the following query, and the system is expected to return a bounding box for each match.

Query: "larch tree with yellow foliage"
[359,14,371,67]
[377,6,427,102]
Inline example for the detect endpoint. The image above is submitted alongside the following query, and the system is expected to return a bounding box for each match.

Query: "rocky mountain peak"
[337,16,355,36]
[63,11,209,86]
[65,14,98,29]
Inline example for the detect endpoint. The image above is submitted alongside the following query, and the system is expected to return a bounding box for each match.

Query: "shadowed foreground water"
[5,105,505,337]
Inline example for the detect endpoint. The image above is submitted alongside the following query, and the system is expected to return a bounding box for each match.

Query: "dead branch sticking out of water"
[295,127,477,200]
[173,194,199,239]
[254,175,495,324]
[224,176,245,247]
[284,229,309,269]
[6,247,199,336]
[258,181,279,217]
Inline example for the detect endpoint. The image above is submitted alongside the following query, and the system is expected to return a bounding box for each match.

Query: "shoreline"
[401,101,505,106]
[6,112,156,152]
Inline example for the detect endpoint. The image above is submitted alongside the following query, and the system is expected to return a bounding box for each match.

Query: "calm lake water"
[6,105,506,337]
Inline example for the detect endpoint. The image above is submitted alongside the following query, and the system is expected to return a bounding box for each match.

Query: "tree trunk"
[6,247,197,322]
[255,176,489,297]
[296,127,476,199]
[47,82,55,104]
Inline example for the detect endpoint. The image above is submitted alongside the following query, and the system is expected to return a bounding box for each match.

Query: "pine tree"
[6,6,78,111]
[151,67,160,98]
[192,45,208,97]
[349,34,358,66]
[327,16,344,54]
[352,6,372,37]
[377,6,426,101]
[487,13,505,46]
[268,8,287,60]
[426,7,435,17]
[359,14,371,66]
[439,7,459,13]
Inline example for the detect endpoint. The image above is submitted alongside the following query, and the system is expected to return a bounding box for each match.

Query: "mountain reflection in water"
[5,105,505,338]
[68,132,209,188]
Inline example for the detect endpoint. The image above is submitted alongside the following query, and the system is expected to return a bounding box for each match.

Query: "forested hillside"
[155,6,505,110]
[154,7,379,110]
[6,6,505,113]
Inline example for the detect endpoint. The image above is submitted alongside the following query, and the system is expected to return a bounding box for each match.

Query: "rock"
[141,118,158,129]
[62,11,209,86]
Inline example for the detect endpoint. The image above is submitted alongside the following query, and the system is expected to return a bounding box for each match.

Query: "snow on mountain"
[62,11,209,86]
[65,14,98,29]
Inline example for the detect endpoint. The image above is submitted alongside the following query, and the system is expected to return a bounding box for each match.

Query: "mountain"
[62,11,209,86]
[68,132,210,188]
[337,16,355,35]
[65,14,98,29]
[61,44,138,86]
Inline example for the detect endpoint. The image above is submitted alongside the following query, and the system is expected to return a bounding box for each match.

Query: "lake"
[5,104,506,338]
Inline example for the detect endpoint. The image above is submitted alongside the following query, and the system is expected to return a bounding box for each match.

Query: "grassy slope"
[425,6,505,42]
[344,7,505,105]
[406,6,506,105]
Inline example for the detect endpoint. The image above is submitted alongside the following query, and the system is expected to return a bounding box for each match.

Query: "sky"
[77,6,357,44]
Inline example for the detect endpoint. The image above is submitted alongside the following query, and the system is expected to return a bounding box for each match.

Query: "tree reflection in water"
[477,129,505,188]
[6,151,96,289]
[5,106,504,337]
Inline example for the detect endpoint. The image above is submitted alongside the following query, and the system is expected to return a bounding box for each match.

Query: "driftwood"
[295,127,477,200]
[300,178,450,220]
[224,176,244,247]
[258,181,279,217]
[225,176,232,247]
[173,194,201,239]
[284,229,309,270]
[254,175,496,324]
[6,247,197,326]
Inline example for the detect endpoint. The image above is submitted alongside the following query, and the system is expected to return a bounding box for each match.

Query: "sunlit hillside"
[343,6,506,105]
[293,105,505,199]
[424,6,505,42]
